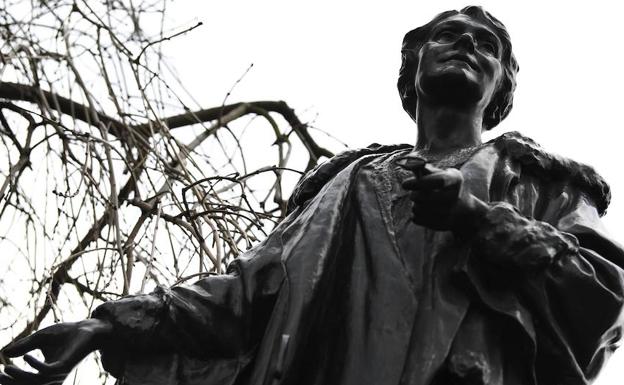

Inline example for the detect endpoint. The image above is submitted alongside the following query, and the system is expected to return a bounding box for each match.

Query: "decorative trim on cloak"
[287,132,611,216]
[491,131,611,216]
[286,143,411,213]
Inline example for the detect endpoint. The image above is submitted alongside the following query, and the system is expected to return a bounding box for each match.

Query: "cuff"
[470,202,579,271]
[91,286,171,351]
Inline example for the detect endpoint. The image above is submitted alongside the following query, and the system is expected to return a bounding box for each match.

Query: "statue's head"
[398,6,519,131]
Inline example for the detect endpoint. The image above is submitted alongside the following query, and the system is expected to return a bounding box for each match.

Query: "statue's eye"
[434,30,456,43]
[479,41,498,56]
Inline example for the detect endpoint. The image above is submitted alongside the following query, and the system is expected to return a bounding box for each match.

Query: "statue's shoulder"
[490,131,611,215]
[287,143,411,212]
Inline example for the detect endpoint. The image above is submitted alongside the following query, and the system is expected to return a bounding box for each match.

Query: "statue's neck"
[414,101,484,153]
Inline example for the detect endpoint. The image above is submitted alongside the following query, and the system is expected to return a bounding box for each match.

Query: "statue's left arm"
[466,183,624,383]
[402,160,624,382]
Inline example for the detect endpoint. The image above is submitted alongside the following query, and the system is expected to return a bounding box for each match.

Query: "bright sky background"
[159,1,624,383]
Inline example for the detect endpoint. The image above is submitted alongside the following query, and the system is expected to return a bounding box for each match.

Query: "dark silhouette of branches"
[0,83,333,165]
[0,0,338,380]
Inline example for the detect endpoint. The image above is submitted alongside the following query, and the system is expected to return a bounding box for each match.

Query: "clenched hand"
[399,157,487,233]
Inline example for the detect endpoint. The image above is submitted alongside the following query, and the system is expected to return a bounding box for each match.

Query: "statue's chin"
[418,70,483,107]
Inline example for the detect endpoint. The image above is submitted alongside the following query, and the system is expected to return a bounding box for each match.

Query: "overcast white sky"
[158,1,624,383]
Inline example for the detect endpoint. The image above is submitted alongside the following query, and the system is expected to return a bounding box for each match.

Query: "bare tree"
[0,0,335,381]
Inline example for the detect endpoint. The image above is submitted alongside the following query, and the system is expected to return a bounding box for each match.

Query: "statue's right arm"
[0,205,290,384]
[1,242,286,384]
[92,251,285,359]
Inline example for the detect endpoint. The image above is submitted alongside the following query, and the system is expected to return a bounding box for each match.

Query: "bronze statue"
[2,6,623,385]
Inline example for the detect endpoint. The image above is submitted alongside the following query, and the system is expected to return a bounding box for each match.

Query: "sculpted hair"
[397,6,519,130]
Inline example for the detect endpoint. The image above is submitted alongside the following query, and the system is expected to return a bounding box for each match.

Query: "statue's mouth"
[443,53,480,72]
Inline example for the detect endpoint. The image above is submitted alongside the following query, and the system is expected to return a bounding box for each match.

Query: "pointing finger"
[4,365,66,385]
[402,175,446,190]
[2,333,46,357]
[423,164,442,175]
[404,170,461,190]
[3,366,38,383]
[396,154,426,173]
[23,354,62,374]
[0,373,18,385]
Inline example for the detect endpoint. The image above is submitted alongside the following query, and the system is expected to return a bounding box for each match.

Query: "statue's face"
[415,14,503,110]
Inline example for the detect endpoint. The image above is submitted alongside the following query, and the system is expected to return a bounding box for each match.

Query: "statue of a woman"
[2,6,623,385]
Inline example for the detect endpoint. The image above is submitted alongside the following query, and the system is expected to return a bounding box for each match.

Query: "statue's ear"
[484,78,511,131]
[483,103,499,131]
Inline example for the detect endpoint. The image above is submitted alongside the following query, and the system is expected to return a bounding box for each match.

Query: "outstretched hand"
[0,319,112,385]
[399,158,487,232]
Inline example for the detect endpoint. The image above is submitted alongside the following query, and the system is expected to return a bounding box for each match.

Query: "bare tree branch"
[0,3,343,382]
[0,82,334,162]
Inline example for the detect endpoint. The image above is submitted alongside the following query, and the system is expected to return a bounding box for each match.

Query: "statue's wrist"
[80,318,114,349]
[462,201,579,271]
[452,193,489,238]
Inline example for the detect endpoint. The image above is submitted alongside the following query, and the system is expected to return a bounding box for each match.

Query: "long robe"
[93,132,624,385]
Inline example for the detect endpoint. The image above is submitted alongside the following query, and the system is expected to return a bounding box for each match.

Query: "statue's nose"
[453,33,475,53]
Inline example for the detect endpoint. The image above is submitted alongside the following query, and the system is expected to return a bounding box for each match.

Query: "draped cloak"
[93,132,624,385]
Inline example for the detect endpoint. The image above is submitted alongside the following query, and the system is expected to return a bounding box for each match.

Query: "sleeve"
[91,213,289,383]
[464,185,624,384]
